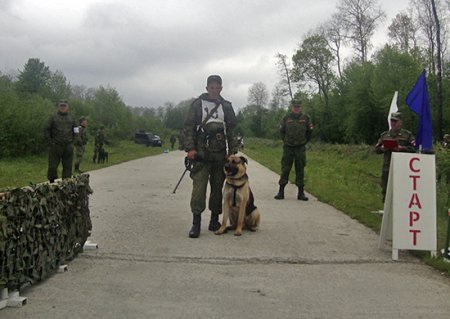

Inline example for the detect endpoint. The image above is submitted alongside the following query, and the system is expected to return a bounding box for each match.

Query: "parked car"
[134,132,162,147]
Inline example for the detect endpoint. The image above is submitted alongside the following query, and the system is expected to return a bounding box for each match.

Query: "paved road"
[3,151,450,318]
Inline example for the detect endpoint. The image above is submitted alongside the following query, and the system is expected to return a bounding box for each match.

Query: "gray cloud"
[0,0,410,109]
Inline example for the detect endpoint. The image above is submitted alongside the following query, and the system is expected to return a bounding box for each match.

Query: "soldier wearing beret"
[183,75,239,238]
[74,116,88,174]
[44,100,78,182]
[274,98,313,201]
[375,112,416,202]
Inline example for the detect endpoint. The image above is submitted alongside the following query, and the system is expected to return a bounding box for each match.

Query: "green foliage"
[15,58,51,96]
[0,94,53,156]
[0,58,173,156]
[340,61,383,143]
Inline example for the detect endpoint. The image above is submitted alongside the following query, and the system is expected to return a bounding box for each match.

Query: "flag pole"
[388,91,398,129]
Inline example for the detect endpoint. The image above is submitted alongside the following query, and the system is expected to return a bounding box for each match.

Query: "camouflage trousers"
[74,145,85,166]
[278,144,306,187]
[47,142,74,181]
[189,151,226,216]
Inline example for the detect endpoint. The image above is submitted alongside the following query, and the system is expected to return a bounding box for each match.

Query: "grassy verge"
[0,141,167,191]
[243,137,450,275]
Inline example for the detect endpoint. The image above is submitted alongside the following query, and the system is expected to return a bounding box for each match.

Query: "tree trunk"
[431,0,443,140]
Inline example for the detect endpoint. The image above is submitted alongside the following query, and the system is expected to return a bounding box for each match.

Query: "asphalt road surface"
[2,150,450,318]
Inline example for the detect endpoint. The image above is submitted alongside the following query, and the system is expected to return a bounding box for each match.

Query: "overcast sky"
[0,0,411,109]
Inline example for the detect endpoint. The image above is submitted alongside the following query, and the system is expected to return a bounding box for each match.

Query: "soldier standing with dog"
[183,75,239,238]
[274,98,313,201]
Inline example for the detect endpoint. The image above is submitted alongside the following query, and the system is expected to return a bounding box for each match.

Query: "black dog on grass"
[98,148,109,163]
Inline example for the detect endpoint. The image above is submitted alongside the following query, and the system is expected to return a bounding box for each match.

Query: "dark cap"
[291,98,302,107]
[207,75,222,85]
[79,116,87,123]
[390,112,401,121]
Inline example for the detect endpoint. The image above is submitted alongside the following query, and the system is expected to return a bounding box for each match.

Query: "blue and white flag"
[405,70,433,151]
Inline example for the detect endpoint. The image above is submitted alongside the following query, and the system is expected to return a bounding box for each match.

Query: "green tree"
[46,70,72,102]
[90,86,133,140]
[371,45,423,131]
[292,34,335,141]
[15,58,51,96]
[340,61,381,143]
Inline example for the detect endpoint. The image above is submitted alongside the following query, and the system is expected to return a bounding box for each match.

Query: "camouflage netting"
[0,174,92,290]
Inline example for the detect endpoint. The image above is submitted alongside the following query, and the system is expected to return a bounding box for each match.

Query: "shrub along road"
[3,151,450,318]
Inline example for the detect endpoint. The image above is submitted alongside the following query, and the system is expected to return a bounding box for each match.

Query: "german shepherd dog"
[215,155,260,236]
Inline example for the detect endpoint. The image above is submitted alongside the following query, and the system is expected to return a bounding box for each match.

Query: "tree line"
[243,0,449,144]
[0,56,188,157]
[0,0,449,157]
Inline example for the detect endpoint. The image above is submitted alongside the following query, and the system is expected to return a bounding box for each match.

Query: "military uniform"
[375,117,415,202]
[275,100,313,200]
[184,93,239,217]
[93,128,105,163]
[74,117,88,173]
[44,105,78,182]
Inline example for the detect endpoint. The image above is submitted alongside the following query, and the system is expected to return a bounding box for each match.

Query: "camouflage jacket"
[280,112,313,146]
[94,131,105,147]
[183,93,239,156]
[375,128,416,171]
[74,126,88,147]
[44,112,77,145]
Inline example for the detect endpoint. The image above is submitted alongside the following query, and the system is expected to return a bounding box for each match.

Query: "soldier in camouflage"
[274,98,313,201]
[74,116,88,174]
[44,100,78,183]
[375,112,416,202]
[184,75,239,238]
[93,126,105,163]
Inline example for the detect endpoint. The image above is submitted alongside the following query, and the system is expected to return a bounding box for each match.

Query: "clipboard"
[382,138,399,150]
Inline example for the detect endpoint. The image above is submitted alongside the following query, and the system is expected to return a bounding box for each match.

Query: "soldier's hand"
[187,149,197,160]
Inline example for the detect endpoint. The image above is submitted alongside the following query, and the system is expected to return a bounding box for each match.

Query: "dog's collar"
[225,174,248,189]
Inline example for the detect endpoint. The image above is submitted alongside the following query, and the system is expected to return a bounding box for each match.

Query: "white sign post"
[379,153,437,260]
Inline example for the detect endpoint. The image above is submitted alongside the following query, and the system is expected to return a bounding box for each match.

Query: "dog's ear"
[240,156,247,164]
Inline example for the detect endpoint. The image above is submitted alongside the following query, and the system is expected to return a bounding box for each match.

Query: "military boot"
[74,164,81,174]
[297,186,309,201]
[274,184,285,200]
[208,212,221,231]
[188,214,201,238]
